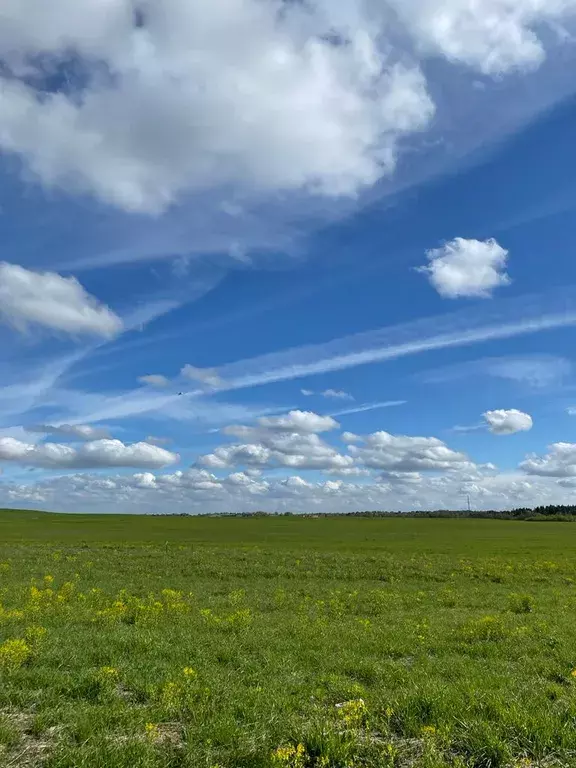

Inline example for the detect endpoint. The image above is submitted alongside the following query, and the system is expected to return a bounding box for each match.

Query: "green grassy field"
[2,511,576,767]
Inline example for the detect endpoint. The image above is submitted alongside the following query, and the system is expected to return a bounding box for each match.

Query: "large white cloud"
[200,444,272,470]
[483,409,533,435]
[199,435,354,472]
[199,410,351,471]
[390,0,576,76]
[199,412,476,476]
[0,436,178,469]
[0,0,435,213]
[257,410,339,433]
[0,0,574,220]
[0,262,123,337]
[349,430,473,473]
[520,442,576,477]
[77,439,179,469]
[0,0,132,60]
[417,238,511,299]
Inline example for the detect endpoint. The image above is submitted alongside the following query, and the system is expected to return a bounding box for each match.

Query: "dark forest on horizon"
[147,504,576,520]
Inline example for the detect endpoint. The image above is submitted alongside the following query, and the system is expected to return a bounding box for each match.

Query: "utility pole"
[467,494,471,513]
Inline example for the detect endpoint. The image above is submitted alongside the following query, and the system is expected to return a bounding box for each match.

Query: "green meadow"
[1,510,576,767]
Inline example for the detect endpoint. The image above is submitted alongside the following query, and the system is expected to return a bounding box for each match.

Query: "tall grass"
[1,512,576,766]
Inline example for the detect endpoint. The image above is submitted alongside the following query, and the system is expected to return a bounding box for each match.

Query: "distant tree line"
[153,504,576,520]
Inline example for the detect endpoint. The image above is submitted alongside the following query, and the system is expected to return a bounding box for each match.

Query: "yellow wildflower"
[571,669,576,678]
[145,722,158,739]
[0,607,24,620]
[183,667,197,679]
[0,638,31,669]
[228,588,246,605]
[200,608,221,625]
[25,626,47,645]
[57,582,75,602]
[28,584,54,609]
[161,588,183,602]
[160,681,183,711]
[421,725,437,738]
[336,698,368,729]
[271,743,306,768]
[227,608,253,627]
[99,666,119,681]
[383,743,398,760]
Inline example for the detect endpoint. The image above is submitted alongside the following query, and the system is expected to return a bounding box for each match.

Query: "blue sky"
[3,0,576,512]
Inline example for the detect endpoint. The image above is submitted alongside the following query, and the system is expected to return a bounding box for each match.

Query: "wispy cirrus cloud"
[138,375,170,388]
[211,287,576,392]
[421,354,572,390]
[301,388,354,401]
[329,401,407,417]
[8,288,572,435]
[451,423,486,434]
[0,260,225,432]
[26,423,111,441]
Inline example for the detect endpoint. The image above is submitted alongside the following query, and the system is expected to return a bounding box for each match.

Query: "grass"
[2,511,576,767]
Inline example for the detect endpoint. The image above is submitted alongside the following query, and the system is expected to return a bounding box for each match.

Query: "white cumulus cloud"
[0,436,179,469]
[199,410,351,471]
[257,410,338,433]
[483,409,533,435]
[199,433,354,473]
[7,462,574,515]
[197,411,478,477]
[0,0,435,213]
[7,409,576,513]
[350,430,473,473]
[0,0,573,232]
[520,442,576,477]
[418,238,511,299]
[390,0,576,76]
[0,262,122,337]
